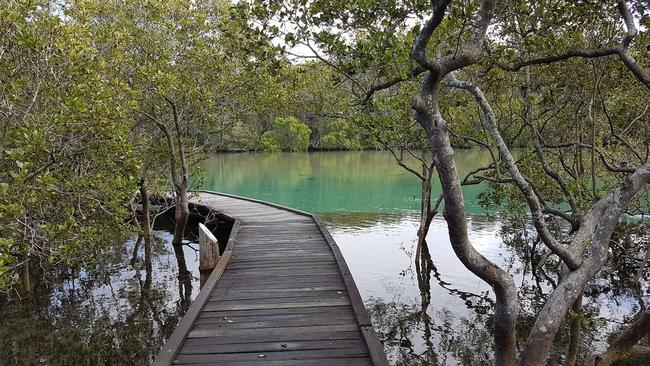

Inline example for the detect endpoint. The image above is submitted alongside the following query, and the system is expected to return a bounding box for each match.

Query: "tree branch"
[361,67,426,105]
[494,1,650,90]
[494,48,619,72]
[543,142,637,173]
[520,163,650,365]
[377,134,427,181]
[447,74,581,270]
[140,110,180,189]
[439,0,496,74]
[410,0,452,72]
[164,96,189,187]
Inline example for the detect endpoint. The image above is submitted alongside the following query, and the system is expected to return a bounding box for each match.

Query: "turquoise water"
[201,150,491,215]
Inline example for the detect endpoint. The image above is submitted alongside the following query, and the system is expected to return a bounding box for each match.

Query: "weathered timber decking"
[154,191,388,366]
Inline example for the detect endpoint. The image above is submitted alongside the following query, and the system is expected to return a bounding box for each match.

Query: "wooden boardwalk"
[154,191,388,366]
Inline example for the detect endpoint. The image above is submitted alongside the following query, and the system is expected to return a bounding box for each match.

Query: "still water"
[0,232,201,365]
[0,151,644,365]
[201,150,491,215]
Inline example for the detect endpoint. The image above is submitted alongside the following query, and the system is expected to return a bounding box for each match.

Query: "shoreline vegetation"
[217,144,481,153]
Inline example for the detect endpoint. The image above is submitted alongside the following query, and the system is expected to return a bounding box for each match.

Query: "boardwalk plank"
[198,305,354,318]
[206,289,348,301]
[173,348,368,363]
[182,330,362,347]
[187,324,361,338]
[206,293,349,303]
[202,298,351,312]
[192,315,357,329]
[173,357,373,366]
[197,309,354,323]
[178,339,366,355]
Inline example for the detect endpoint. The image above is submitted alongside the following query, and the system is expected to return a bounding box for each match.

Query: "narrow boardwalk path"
[155,192,388,366]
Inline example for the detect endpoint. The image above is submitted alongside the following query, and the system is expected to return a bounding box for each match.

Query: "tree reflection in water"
[365,221,649,366]
[171,242,193,311]
[0,231,200,365]
[368,241,495,366]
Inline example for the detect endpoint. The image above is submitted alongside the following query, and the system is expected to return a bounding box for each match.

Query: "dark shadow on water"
[0,208,233,365]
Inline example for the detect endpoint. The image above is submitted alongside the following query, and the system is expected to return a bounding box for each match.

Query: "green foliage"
[0,0,294,290]
[0,1,138,288]
[260,131,282,152]
[320,120,363,150]
[260,117,312,152]
[221,62,349,151]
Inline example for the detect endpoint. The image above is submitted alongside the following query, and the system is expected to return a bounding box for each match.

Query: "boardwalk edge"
[152,201,241,366]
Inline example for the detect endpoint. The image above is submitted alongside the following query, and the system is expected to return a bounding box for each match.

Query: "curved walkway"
[154,191,388,366]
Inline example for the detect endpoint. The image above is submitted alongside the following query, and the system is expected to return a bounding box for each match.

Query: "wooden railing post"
[198,223,220,287]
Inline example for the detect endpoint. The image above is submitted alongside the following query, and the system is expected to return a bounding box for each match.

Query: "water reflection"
[0,231,200,365]
[171,243,193,309]
[368,299,497,365]
[330,213,649,365]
